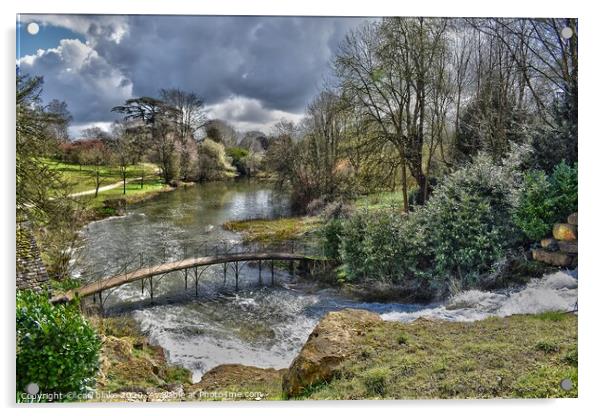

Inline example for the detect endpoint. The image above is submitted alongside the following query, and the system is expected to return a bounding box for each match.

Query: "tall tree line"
[271,17,578,213]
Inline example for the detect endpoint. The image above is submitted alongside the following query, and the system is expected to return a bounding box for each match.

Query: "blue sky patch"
[17,18,85,58]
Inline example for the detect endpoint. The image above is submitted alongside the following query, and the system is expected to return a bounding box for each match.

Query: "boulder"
[541,238,559,251]
[532,248,574,267]
[567,212,578,226]
[282,308,381,397]
[558,240,578,254]
[553,223,577,241]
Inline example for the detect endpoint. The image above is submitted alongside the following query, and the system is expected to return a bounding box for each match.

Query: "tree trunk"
[95,169,100,198]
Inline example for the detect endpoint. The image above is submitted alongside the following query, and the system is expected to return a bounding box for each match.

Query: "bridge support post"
[223,263,227,285]
[289,260,295,278]
[141,278,145,295]
[184,269,188,290]
[150,277,154,302]
[98,291,103,316]
[271,260,275,286]
[235,261,239,291]
[195,267,199,297]
[258,260,262,285]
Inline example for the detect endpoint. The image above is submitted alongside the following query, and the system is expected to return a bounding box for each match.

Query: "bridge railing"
[80,238,326,282]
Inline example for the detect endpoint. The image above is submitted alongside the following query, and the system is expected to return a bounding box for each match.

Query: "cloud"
[206,95,304,132]
[70,121,114,137]
[20,14,129,44]
[18,38,133,124]
[17,15,369,135]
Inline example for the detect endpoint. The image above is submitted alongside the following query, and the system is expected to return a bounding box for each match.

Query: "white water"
[381,269,578,323]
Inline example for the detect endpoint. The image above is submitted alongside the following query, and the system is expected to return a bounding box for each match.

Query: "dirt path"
[69,177,143,198]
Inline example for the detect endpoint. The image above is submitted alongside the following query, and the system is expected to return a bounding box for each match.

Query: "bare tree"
[160,89,206,180]
[112,97,181,183]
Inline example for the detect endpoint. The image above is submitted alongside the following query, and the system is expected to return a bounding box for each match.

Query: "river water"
[73,181,578,382]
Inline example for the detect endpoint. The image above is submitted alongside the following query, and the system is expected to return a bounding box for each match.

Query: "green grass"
[43,159,172,216]
[78,178,167,209]
[303,313,578,399]
[223,216,322,243]
[354,190,407,211]
[44,158,160,194]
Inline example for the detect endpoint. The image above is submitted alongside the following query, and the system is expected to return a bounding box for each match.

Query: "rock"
[532,249,574,267]
[282,308,382,397]
[191,364,284,392]
[558,240,578,254]
[567,212,578,225]
[553,223,577,241]
[540,238,559,251]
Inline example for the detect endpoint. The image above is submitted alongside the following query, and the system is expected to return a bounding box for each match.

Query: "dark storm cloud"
[18,15,368,133]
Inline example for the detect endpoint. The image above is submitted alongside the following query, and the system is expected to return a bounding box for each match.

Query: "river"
[73,180,578,382]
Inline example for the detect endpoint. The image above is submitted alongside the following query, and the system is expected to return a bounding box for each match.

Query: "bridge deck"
[52,252,317,303]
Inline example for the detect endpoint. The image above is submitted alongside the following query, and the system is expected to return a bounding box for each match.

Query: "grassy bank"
[91,311,577,401]
[45,159,174,220]
[223,216,322,243]
[45,159,160,194]
[301,312,577,399]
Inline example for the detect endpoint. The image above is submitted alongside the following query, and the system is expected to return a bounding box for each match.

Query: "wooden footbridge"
[51,240,326,306]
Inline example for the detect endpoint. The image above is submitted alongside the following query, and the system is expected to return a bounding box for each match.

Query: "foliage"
[337,151,524,292]
[197,138,237,180]
[320,219,344,261]
[513,161,578,241]
[16,291,101,401]
[17,74,83,279]
[226,146,249,175]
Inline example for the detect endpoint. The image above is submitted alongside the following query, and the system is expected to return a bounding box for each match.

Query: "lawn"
[44,159,160,194]
[354,190,407,211]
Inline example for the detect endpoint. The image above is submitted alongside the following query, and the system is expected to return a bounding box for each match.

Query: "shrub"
[320,219,344,261]
[198,139,237,180]
[514,161,577,241]
[338,150,524,293]
[424,153,521,286]
[16,291,101,401]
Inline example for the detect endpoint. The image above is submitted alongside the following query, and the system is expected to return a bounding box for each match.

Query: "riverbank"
[223,216,322,243]
[88,308,577,401]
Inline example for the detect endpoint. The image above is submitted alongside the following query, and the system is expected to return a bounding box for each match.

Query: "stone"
[189,364,285,394]
[567,212,578,225]
[532,248,574,267]
[541,238,559,251]
[553,223,577,241]
[558,240,578,254]
[282,308,382,397]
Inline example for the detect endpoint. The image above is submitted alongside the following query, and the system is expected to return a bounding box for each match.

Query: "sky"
[16,14,369,138]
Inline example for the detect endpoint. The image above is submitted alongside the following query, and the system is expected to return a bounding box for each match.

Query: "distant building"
[16,221,49,292]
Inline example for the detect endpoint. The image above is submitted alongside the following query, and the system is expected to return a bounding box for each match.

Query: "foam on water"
[381,269,578,323]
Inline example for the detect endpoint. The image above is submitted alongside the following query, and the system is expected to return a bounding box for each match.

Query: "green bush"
[514,161,577,241]
[16,291,101,401]
[338,151,523,292]
[423,153,520,286]
[320,219,344,261]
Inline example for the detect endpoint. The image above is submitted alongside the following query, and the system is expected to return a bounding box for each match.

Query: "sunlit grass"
[44,158,160,193]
